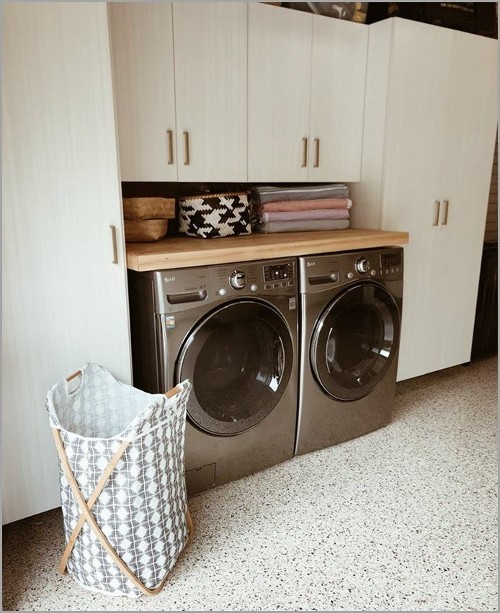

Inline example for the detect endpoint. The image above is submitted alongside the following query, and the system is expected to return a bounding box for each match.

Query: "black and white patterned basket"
[178,192,251,238]
[46,363,192,598]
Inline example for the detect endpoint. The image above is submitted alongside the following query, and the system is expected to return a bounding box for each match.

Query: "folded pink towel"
[263,208,350,222]
[260,219,350,233]
[261,198,352,213]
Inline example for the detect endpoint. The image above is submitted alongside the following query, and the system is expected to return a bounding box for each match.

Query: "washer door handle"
[275,342,284,381]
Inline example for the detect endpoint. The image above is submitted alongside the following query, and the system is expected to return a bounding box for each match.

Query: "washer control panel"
[263,262,295,290]
[355,257,371,274]
[154,258,296,313]
[229,270,246,290]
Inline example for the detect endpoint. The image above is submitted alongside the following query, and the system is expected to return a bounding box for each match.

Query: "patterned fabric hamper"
[46,363,193,598]
[178,192,251,238]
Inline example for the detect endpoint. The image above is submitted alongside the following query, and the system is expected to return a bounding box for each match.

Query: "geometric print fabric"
[178,192,251,238]
[46,364,192,597]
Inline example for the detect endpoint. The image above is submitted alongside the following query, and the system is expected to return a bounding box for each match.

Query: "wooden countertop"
[126,228,409,272]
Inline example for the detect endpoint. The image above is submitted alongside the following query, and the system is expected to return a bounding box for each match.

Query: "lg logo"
[164,276,176,283]
[306,261,315,267]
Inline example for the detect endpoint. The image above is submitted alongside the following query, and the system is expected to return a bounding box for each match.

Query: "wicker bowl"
[124,219,169,242]
[123,197,175,220]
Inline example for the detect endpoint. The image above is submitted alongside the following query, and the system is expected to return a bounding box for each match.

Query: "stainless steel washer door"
[175,299,293,435]
[311,282,400,401]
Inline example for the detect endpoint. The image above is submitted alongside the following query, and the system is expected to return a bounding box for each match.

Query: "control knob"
[355,257,371,274]
[229,270,246,290]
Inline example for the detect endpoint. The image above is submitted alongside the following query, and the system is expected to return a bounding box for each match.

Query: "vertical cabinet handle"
[433,200,441,226]
[313,138,320,168]
[301,137,308,167]
[441,200,449,225]
[167,129,174,165]
[110,225,118,264]
[183,131,190,166]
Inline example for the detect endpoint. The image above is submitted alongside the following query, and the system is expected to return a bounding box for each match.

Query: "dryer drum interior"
[311,281,401,401]
[175,299,293,436]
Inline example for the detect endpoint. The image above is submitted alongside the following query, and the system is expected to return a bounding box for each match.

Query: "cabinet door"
[431,32,498,371]
[248,3,312,182]
[173,3,247,182]
[380,19,455,381]
[2,3,131,523]
[308,16,367,182]
[109,3,177,181]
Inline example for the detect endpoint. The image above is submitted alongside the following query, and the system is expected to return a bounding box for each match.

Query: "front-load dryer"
[295,247,403,456]
[128,258,298,493]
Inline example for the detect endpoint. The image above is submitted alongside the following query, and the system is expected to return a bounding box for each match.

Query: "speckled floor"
[3,357,498,611]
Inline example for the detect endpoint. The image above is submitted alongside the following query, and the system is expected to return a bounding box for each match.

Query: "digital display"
[264,262,294,282]
[381,253,402,268]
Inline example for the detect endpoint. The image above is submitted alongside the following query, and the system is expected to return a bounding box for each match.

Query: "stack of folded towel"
[250,184,352,233]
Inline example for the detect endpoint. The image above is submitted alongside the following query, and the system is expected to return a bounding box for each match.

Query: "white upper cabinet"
[109,3,177,181]
[248,3,367,183]
[173,3,247,182]
[308,15,368,182]
[111,2,367,183]
[109,2,247,182]
[248,3,313,182]
[351,18,497,381]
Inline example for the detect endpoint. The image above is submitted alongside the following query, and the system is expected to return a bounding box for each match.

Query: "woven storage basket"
[124,219,169,242]
[123,197,175,220]
[46,364,193,598]
[178,192,251,239]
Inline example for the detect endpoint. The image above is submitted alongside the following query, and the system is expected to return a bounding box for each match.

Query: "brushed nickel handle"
[167,129,174,165]
[433,200,440,226]
[301,137,308,167]
[110,225,118,264]
[441,199,449,225]
[183,130,190,166]
[314,138,320,168]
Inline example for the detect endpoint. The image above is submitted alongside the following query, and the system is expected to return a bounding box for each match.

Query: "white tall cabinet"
[351,18,497,381]
[2,3,131,524]
[109,2,248,182]
[248,2,367,182]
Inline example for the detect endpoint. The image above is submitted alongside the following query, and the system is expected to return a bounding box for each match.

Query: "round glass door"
[311,282,400,401]
[175,299,293,435]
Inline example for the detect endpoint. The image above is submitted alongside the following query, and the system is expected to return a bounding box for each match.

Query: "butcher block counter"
[126,228,409,272]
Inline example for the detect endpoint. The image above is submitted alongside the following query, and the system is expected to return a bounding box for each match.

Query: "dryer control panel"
[380,250,403,274]
[299,247,404,294]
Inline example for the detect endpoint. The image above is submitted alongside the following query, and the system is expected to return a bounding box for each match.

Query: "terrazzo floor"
[3,357,498,611]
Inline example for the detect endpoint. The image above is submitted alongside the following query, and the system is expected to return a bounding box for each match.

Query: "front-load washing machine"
[128,258,298,493]
[295,247,403,456]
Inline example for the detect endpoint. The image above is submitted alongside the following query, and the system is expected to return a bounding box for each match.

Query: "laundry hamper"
[46,363,193,598]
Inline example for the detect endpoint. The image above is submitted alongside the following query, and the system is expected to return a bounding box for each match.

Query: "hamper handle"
[66,370,82,383]
[65,369,83,395]
[165,385,182,399]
